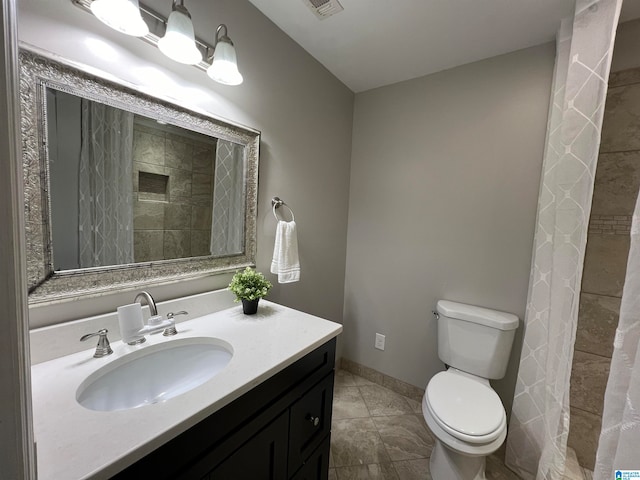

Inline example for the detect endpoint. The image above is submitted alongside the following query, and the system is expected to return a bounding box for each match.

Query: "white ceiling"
[247,0,640,93]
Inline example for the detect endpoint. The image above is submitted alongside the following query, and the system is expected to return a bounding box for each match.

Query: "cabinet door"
[207,411,289,480]
[288,373,334,476]
[290,437,330,480]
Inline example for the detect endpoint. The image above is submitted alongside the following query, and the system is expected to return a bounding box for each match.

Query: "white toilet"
[422,300,518,480]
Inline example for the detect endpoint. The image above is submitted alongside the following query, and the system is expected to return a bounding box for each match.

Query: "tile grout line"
[355,383,393,473]
[333,371,425,476]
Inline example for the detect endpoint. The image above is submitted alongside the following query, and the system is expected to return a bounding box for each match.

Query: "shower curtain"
[78,99,134,267]
[594,193,640,477]
[505,1,621,479]
[210,139,245,256]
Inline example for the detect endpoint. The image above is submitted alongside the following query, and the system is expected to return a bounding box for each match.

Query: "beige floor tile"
[334,463,398,479]
[329,468,338,480]
[335,370,358,387]
[372,414,434,461]
[359,384,413,417]
[331,418,391,467]
[391,458,432,480]
[486,453,520,480]
[333,386,371,419]
[352,374,375,386]
[403,395,423,414]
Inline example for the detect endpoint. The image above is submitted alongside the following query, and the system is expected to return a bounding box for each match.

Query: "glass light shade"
[207,41,243,86]
[90,0,149,37]
[157,9,202,65]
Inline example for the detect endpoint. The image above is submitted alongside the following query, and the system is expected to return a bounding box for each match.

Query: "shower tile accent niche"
[132,119,216,262]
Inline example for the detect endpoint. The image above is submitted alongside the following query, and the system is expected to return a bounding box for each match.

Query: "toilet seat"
[426,370,505,444]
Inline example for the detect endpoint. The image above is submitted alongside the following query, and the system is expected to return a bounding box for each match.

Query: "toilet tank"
[436,300,519,379]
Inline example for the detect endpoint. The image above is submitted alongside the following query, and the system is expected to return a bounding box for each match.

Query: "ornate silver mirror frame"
[20,48,260,304]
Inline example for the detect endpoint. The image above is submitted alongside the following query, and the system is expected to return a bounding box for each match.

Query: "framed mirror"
[20,49,260,304]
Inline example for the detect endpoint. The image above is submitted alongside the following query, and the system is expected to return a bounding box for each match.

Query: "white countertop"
[31,300,342,480]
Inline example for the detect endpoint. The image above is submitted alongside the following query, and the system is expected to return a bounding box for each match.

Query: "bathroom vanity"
[115,338,335,480]
[30,297,342,479]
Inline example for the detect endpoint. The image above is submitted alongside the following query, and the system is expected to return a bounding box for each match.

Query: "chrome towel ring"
[272,196,295,222]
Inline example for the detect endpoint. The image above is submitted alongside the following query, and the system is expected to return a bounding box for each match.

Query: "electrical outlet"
[375,333,385,351]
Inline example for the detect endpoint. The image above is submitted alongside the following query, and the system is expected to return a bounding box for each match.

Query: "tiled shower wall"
[567,67,640,469]
[132,121,216,262]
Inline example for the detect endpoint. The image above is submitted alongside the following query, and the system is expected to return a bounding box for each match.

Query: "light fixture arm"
[216,24,231,46]
[171,0,190,19]
[206,24,232,62]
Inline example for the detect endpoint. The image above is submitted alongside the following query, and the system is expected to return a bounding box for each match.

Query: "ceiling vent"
[303,0,344,19]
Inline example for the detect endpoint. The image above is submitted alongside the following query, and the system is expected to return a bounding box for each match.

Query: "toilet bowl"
[423,300,518,480]
[422,369,507,480]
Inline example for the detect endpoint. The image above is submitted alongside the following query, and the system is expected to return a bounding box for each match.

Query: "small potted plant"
[228,267,273,315]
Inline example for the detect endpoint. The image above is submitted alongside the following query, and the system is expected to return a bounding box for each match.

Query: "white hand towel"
[270,220,300,283]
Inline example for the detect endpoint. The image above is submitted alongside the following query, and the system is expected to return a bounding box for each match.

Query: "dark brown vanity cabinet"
[112,338,336,480]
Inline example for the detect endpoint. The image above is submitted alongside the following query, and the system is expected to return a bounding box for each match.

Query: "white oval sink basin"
[77,338,233,412]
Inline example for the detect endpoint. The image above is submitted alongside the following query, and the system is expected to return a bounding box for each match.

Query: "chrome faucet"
[134,291,158,316]
[133,291,184,336]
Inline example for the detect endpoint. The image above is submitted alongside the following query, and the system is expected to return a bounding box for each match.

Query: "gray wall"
[342,43,555,413]
[20,0,354,331]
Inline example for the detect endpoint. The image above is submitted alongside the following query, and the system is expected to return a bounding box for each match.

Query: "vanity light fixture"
[157,0,202,65]
[207,24,243,86]
[90,0,149,37]
[73,0,244,86]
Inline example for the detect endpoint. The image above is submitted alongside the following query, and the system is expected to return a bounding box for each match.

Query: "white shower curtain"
[78,99,134,267]
[210,139,245,256]
[594,193,640,477]
[505,1,622,479]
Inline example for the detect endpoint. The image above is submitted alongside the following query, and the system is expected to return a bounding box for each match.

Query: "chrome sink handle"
[163,311,188,336]
[80,328,113,358]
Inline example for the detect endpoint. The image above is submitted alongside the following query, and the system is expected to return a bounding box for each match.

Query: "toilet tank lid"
[436,300,519,331]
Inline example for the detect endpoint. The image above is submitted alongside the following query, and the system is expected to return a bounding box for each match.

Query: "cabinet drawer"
[290,437,330,480]
[205,411,289,480]
[288,372,334,476]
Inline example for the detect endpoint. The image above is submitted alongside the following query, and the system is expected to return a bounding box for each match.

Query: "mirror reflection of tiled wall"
[568,66,640,471]
[132,119,216,262]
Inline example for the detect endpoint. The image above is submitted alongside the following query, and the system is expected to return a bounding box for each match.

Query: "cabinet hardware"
[306,414,320,427]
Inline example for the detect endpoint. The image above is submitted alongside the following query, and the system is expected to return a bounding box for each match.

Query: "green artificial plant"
[228,267,273,302]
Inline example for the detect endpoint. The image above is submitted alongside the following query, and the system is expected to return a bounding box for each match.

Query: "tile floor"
[329,369,519,479]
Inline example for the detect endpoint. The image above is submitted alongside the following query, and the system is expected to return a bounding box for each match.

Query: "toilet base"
[430,440,486,480]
